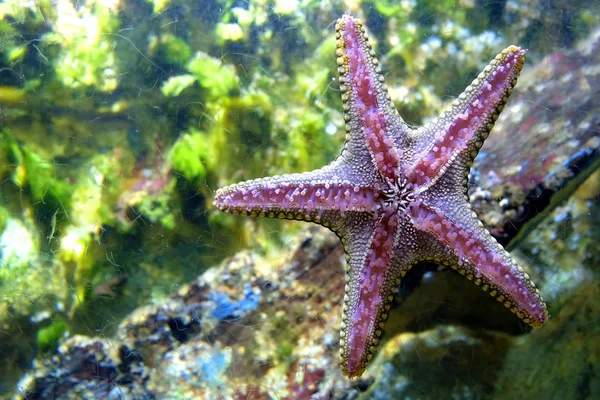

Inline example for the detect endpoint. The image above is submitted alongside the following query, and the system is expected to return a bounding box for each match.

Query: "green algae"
[132,178,178,230]
[145,0,172,14]
[155,34,192,66]
[169,130,208,184]
[1,129,72,214]
[36,317,67,353]
[161,74,197,97]
[208,93,273,180]
[187,52,239,99]
[160,51,239,100]
[42,1,120,92]
[372,0,405,17]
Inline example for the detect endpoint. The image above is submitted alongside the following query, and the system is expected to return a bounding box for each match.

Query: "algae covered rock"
[13,227,345,399]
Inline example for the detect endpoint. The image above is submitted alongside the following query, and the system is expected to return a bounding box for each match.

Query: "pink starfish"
[214,14,548,378]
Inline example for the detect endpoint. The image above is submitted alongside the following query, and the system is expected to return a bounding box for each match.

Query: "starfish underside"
[214,14,548,378]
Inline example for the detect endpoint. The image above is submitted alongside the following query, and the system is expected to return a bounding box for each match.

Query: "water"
[0,1,599,399]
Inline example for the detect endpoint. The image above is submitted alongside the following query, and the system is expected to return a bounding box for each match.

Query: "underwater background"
[0,0,599,398]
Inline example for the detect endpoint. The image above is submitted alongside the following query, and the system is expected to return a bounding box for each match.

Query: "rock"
[16,336,151,400]
[15,227,351,399]
[469,29,600,248]
[15,165,600,398]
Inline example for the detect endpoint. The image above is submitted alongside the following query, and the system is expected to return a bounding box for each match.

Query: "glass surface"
[0,1,598,398]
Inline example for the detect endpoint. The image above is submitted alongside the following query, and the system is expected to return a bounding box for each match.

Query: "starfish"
[213,14,548,378]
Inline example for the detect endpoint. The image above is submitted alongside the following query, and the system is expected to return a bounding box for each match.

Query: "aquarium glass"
[0,0,599,398]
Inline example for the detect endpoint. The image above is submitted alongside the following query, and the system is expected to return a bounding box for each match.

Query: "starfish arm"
[408,197,548,327]
[338,208,408,378]
[407,46,525,189]
[213,164,378,227]
[335,14,409,183]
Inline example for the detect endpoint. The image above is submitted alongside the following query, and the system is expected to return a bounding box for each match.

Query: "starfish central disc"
[380,177,415,212]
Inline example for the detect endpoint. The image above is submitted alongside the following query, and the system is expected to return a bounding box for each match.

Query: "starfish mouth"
[380,176,415,212]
